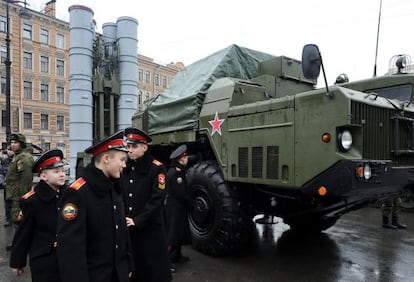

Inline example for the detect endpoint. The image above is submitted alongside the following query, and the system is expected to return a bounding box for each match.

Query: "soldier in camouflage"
[382,196,407,229]
[5,133,34,250]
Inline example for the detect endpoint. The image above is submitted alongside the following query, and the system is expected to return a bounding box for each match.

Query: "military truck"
[134,44,414,256]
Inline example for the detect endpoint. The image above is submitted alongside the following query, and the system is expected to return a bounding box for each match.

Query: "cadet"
[57,131,133,282]
[10,149,66,281]
[122,127,172,282]
[5,133,34,250]
[165,144,192,264]
[382,196,407,229]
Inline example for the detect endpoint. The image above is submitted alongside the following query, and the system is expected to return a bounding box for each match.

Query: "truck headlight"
[363,163,372,180]
[356,163,372,180]
[338,129,352,151]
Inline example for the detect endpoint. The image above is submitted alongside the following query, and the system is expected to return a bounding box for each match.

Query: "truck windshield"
[366,84,413,102]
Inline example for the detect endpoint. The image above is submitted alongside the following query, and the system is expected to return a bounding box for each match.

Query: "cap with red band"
[32,149,65,173]
[169,144,188,160]
[124,127,152,144]
[84,130,128,157]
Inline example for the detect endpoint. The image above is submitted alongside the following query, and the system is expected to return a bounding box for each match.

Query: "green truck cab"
[134,44,414,256]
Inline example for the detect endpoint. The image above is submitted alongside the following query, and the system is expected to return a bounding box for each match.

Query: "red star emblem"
[208,112,225,136]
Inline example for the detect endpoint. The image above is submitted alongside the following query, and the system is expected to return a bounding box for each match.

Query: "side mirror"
[302,44,322,80]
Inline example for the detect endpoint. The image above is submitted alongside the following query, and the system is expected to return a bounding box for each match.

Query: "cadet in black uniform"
[122,127,172,282]
[9,149,66,281]
[57,131,133,282]
[165,144,192,263]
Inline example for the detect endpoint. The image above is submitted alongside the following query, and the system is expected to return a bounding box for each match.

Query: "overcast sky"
[28,0,414,86]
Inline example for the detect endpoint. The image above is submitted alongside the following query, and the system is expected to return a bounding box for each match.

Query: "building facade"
[138,54,184,110]
[0,0,182,158]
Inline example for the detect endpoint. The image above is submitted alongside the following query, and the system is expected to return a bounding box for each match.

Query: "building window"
[40,56,49,73]
[23,52,32,69]
[23,81,32,99]
[1,76,5,95]
[138,69,143,81]
[162,76,167,88]
[57,115,64,131]
[41,114,49,130]
[56,59,64,76]
[56,34,64,49]
[40,83,49,101]
[0,16,6,33]
[138,90,142,105]
[23,112,32,129]
[23,23,32,40]
[154,73,159,86]
[0,45,6,64]
[40,28,49,44]
[145,71,150,83]
[56,86,64,104]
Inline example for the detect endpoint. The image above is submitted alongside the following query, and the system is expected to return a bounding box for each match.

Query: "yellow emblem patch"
[16,160,24,172]
[158,173,166,190]
[62,203,78,221]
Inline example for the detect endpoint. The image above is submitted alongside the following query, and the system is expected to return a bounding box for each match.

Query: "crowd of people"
[2,128,192,282]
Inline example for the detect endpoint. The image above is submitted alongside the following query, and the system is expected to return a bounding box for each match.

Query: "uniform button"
[113,205,117,210]
[57,207,60,211]
[129,193,132,197]
[132,167,135,171]
[129,207,132,211]
[130,179,133,183]
[53,241,58,248]
[115,244,118,249]
[115,225,119,229]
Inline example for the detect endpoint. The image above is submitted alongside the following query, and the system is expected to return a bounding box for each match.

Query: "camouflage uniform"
[5,134,34,225]
[382,196,407,229]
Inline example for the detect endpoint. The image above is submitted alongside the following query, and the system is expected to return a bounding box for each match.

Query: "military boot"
[382,216,397,229]
[392,216,407,229]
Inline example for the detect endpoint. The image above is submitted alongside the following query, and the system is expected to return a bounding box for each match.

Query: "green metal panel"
[150,130,197,144]
[225,105,295,185]
[294,88,351,186]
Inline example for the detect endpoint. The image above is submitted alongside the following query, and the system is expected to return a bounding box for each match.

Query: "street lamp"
[4,0,30,142]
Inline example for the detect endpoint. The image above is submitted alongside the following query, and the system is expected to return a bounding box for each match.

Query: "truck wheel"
[285,216,338,233]
[187,161,252,256]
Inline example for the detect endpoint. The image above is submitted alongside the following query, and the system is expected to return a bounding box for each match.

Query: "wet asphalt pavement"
[0,187,413,282]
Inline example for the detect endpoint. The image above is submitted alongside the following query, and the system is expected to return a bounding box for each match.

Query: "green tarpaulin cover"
[145,44,275,134]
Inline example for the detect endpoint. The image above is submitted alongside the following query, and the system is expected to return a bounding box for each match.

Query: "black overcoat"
[57,164,133,282]
[122,152,172,282]
[10,180,63,282]
[165,161,192,246]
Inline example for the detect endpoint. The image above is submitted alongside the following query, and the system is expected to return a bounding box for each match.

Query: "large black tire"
[187,161,252,256]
